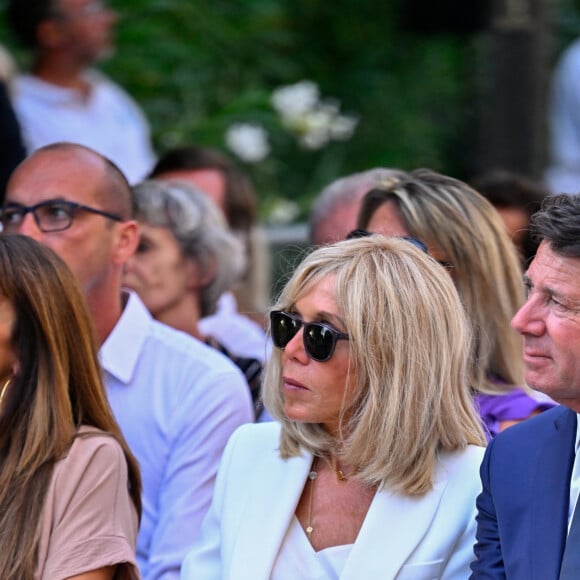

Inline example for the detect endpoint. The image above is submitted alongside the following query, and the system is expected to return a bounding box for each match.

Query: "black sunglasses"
[270,310,349,362]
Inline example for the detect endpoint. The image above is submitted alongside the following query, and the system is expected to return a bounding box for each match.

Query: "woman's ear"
[185,256,217,291]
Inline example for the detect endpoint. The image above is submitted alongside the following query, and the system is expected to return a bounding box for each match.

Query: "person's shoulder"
[436,444,486,481]
[84,69,128,94]
[140,311,220,357]
[149,318,245,374]
[225,422,281,456]
[200,308,267,363]
[501,404,568,435]
[52,427,127,496]
[147,316,202,350]
[12,73,38,88]
[562,38,580,60]
[113,293,249,397]
[11,74,50,101]
[488,404,571,455]
[67,426,125,464]
[85,69,147,113]
[555,38,580,75]
[476,386,556,420]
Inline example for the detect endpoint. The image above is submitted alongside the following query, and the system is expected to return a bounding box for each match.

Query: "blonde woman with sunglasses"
[182,235,485,580]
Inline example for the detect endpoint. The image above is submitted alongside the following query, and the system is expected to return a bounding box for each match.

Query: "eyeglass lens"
[1,202,74,233]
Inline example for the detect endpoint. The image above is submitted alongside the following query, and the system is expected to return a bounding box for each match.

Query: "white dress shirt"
[101,292,253,580]
[200,292,270,363]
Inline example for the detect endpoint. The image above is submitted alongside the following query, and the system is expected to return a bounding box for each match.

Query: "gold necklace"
[305,457,318,540]
[324,456,347,481]
[305,454,350,542]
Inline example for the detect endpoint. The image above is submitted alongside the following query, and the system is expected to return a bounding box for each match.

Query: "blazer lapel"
[531,407,576,580]
[228,449,314,579]
[341,479,447,579]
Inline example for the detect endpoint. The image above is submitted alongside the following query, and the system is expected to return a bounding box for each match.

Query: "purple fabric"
[474,387,556,440]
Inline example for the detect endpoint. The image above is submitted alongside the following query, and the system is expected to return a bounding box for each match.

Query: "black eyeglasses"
[270,310,349,362]
[0,200,123,233]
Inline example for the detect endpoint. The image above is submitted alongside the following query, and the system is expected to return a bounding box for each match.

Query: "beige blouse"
[35,426,140,580]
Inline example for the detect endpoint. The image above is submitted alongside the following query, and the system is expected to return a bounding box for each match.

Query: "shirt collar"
[100,291,150,384]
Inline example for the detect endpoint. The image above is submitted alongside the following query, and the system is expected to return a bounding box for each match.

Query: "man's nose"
[511,296,543,336]
[16,212,44,242]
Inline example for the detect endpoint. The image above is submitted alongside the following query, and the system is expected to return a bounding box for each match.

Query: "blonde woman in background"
[358,168,555,438]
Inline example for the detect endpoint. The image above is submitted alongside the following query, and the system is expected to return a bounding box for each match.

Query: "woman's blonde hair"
[358,168,525,394]
[263,236,486,496]
[0,235,141,580]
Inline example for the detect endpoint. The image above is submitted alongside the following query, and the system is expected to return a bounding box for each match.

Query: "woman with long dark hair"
[0,234,142,580]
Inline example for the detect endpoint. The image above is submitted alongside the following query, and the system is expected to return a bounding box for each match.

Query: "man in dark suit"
[471,194,580,579]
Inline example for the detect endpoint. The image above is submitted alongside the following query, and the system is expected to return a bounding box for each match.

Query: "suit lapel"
[228,449,313,579]
[341,479,447,579]
[531,407,576,580]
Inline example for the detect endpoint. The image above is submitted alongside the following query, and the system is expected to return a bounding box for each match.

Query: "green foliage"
[1,0,486,220]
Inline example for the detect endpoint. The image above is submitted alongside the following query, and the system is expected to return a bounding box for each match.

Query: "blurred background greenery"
[2,0,580,222]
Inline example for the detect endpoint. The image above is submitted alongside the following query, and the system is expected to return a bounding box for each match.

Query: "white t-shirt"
[12,71,156,184]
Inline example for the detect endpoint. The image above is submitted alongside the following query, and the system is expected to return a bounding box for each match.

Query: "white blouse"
[271,516,353,580]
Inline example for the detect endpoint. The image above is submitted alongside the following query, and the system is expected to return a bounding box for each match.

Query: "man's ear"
[112,220,139,266]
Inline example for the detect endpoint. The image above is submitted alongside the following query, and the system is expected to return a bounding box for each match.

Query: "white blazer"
[181,422,484,579]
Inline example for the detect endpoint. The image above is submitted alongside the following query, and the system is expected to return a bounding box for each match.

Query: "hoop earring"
[0,377,12,407]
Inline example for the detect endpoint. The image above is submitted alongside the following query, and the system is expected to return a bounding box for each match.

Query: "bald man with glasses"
[3,143,253,580]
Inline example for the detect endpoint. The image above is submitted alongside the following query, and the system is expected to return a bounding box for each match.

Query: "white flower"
[267,198,301,225]
[271,80,320,120]
[298,132,327,150]
[271,82,358,149]
[330,114,359,141]
[225,123,270,163]
[294,103,337,150]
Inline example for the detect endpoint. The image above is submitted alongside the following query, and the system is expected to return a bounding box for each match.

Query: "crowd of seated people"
[4,3,580,578]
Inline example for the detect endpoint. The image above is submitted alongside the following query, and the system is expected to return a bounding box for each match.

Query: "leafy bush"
[0,0,488,220]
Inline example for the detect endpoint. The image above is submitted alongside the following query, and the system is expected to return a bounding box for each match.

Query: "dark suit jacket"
[470,405,577,579]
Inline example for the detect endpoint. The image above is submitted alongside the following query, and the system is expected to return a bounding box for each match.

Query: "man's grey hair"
[531,193,580,258]
[309,168,403,245]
